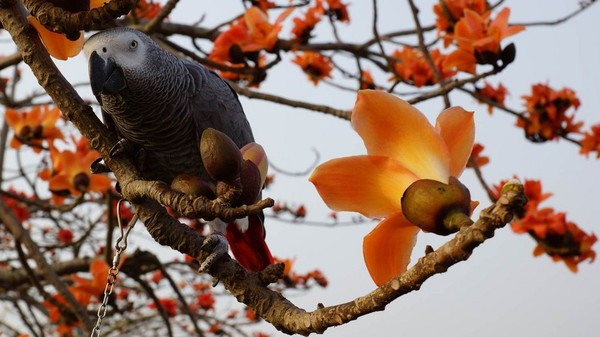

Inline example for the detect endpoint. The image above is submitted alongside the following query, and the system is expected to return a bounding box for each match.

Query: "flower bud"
[171,174,215,199]
[240,142,268,187]
[237,160,262,205]
[200,128,243,182]
[401,177,471,235]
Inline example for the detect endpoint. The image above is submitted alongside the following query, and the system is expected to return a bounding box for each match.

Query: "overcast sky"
[2,1,599,336]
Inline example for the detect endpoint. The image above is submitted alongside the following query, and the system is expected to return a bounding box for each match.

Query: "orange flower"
[360,70,375,90]
[495,178,596,272]
[476,81,508,113]
[251,0,276,12]
[445,8,525,74]
[47,148,112,204]
[524,209,597,272]
[29,0,105,60]
[466,142,489,167]
[291,0,325,43]
[5,105,64,153]
[580,124,600,158]
[325,0,350,23]
[70,258,109,302]
[310,90,474,285]
[433,0,487,45]
[293,51,333,85]
[210,7,292,63]
[390,47,455,87]
[518,83,582,142]
[43,258,109,335]
[219,54,268,87]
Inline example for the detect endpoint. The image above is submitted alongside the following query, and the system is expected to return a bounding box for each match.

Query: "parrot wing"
[182,60,255,148]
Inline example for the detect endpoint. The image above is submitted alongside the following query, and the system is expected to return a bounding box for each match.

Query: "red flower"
[360,70,376,90]
[495,178,597,272]
[466,143,489,167]
[433,0,487,45]
[291,0,325,43]
[57,228,74,244]
[580,124,600,158]
[1,188,31,222]
[518,83,583,142]
[150,271,164,283]
[132,0,162,19]
[210,7,292,64]
[292,52,333,85]
[196,292,215,311]
[445,8,524,74]
[477,81,508,113]
[390,47,455,87]
[325,0,350,23]
[245,307,258,321]
[149,298,178,317]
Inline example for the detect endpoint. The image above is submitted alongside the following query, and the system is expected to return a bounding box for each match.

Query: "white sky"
[2,1,599,336]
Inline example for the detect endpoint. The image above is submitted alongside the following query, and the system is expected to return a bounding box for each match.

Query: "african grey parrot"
[83,27,273,272]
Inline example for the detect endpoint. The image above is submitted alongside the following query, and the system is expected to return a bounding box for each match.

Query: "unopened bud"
[401,177,471,235]
[171,174,215,199]
[238,160,262,205]
[200,128,243,182]
[240,142,268,187]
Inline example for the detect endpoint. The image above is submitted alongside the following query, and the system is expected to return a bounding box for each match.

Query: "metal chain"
[90,199,137,337]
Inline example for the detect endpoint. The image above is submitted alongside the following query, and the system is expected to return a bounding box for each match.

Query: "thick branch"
[22,0,132,40]
[198,182,527,335]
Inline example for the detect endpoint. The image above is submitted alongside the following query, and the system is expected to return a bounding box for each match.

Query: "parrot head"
[84,28,154,98]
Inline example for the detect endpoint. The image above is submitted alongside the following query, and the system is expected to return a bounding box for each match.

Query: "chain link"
[90,199,137,337]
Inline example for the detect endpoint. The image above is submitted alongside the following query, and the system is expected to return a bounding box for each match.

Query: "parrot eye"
[130,40,138,50]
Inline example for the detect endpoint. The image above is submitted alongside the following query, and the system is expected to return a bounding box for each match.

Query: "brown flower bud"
[200,128,243,182]
[401,177,471,235]
[238,160,262,205]
[171,174,215,199]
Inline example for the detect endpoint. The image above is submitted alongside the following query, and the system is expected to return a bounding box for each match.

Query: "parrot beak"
[89,51,126,97]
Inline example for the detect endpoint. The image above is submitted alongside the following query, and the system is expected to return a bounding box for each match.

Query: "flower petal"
[28,17,83,60]
[89,175,113,193]
[435,106,474,177]
[309,155,418,218]
[363,212,420,286]
[352,90,450,182]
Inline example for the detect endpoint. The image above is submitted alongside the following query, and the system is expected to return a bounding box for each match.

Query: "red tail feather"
[226,214,273,272]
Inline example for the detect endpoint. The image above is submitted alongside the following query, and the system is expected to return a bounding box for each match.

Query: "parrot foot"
[90,157,112,174]
[109,138,138,158]
[199,232,229,273]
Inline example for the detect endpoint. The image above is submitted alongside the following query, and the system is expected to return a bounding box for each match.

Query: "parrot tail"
[226,213,274,272]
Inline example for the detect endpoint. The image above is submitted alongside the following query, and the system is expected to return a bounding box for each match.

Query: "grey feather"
[84,27,254,183]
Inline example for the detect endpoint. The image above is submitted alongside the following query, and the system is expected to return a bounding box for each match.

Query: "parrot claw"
[199,232,229,273]
[109,138,138,158]
[90,157,112,174]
